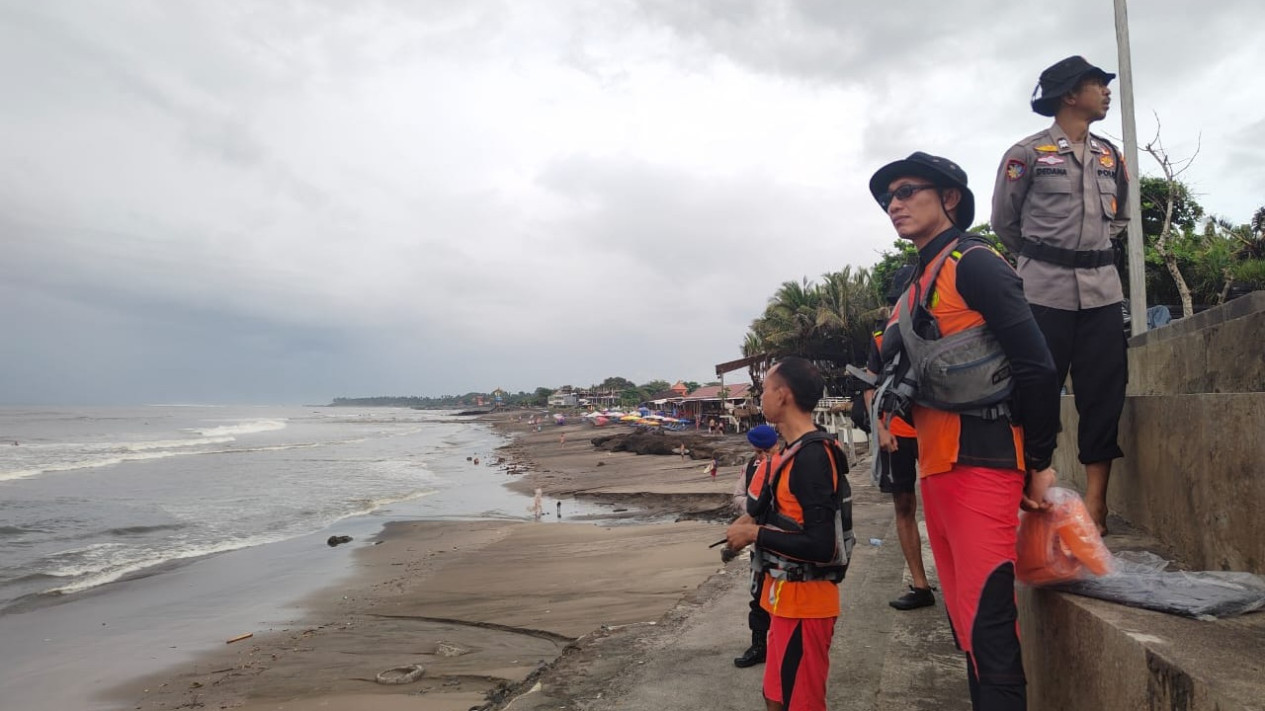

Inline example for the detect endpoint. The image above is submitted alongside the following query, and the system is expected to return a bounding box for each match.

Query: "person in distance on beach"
[725,423,781,669]
[726,357,854,711]
[868,152,1059,710]
[991,56,1130,536]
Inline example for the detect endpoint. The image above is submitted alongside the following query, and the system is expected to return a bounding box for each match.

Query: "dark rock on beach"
[589,432,749,465]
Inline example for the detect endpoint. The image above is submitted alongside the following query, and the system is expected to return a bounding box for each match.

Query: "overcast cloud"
[2,0,1262,405]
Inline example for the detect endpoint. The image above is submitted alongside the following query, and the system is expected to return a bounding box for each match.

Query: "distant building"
[548,392,578,408]
[679,383,753,426]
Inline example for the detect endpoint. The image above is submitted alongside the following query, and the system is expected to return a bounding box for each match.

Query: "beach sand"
[111,414,747,710]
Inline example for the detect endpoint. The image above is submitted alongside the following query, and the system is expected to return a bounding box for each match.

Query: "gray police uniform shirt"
[991,122,1129,311]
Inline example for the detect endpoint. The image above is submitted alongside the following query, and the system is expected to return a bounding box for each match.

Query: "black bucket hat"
[1031,55,1116,117]
[868,151,975,229]
[885,265,917,305]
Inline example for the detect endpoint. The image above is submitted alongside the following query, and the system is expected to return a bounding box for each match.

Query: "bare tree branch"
[1143,114,1196,318]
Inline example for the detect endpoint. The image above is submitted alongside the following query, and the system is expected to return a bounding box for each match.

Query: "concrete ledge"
[1128,291,1265,395]
[1052,393,1265,575]
[1020,584,1265,711]
[1019,522,1265,711]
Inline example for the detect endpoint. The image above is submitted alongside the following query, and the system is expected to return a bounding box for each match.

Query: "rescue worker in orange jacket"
[864,265,934,611]
[868,152,1060,711]
[726,357,854,711]
[728,423,781,668]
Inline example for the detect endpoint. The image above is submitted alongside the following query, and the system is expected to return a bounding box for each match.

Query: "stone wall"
[1053,393,1265,574]
[1127,291,1265,396]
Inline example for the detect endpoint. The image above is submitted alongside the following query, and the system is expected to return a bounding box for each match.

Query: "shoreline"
[106,411,745,710]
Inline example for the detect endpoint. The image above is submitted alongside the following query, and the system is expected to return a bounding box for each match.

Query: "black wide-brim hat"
[868,151,975,229]
[1031,55,1116,117]
[885,265,917,305]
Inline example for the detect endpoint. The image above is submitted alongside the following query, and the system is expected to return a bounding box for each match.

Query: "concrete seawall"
[1025,292,1265,710]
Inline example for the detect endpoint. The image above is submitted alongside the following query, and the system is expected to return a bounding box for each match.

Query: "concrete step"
[827,474,906,710]
[871,519,971,711]
[1020,517,1265,711]
[831,461,971,710]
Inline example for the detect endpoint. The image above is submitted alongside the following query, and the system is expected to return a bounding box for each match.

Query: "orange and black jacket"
[753,435,840,565]
[881,228,1059,472]
[867,331,917,439]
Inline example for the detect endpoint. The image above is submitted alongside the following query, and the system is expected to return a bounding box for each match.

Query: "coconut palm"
[754,278,822,356]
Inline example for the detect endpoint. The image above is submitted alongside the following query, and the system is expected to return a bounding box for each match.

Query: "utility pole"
[1114,0,1148,336]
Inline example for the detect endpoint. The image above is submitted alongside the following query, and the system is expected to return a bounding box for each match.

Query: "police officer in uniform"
[991,56,1128,535]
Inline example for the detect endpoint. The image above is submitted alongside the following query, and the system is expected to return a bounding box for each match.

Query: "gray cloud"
[1,0,1262,404]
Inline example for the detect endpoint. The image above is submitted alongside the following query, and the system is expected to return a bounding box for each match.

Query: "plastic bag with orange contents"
[1016,487,1114,586]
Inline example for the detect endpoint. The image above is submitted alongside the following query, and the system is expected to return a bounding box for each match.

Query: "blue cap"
[746,425,778,450]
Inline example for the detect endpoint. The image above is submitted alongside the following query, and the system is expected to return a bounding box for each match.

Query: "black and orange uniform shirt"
[867,329,917,439]
[745,452,780,517]
[755,437,840,619]
[886,228,1059,477]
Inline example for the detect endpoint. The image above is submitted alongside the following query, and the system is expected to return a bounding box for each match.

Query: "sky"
[3,1,1263,405]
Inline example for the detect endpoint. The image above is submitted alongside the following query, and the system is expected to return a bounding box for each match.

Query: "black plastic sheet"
[1048,552,1265,620]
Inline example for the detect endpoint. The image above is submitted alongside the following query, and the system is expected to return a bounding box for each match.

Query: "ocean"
[0,405,562,710]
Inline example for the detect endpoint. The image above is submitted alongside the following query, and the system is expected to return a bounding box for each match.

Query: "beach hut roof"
[680,383,752,401]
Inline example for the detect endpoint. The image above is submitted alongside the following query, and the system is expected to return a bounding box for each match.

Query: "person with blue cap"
[725,423,781,668]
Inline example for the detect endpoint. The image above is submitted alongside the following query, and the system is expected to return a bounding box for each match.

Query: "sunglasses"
[877,183,937,210]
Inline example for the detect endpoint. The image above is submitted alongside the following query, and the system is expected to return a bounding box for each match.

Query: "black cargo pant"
[1030,302,1127,464]
[749,569,770,634]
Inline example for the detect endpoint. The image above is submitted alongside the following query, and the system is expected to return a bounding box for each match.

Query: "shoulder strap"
[767,433,842,508]
[910,235,997,314]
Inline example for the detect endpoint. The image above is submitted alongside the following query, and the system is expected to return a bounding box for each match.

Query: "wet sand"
[111,413,748,710]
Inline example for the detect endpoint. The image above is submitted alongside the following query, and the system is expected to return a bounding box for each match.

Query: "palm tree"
[815,266,883,364]
[756,278,822,356]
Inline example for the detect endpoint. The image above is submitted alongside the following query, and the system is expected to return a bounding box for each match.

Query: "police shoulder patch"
[1005,159,1026,181]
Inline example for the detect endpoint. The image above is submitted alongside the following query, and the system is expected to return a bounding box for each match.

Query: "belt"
[1019,240,1115,269]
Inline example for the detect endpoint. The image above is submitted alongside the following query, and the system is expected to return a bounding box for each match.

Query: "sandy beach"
[109,414,753,710]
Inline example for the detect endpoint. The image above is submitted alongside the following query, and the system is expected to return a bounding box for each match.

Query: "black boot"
[734,630,767,668]
[889,585,935,610]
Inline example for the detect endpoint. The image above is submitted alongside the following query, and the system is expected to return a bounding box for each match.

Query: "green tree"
[639,379,671,395]
[815,266,881,366]
[870,240,918,302]
[599,376,636,391]
[755,279,822,356]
